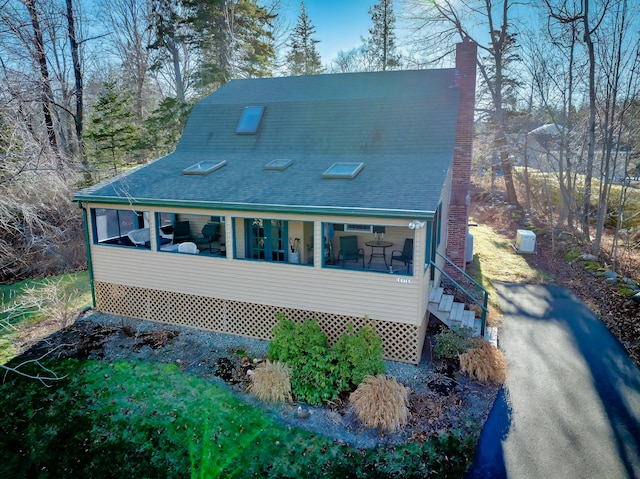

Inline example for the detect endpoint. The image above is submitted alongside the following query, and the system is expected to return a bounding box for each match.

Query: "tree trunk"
[168,37,185,103]
[582,0,596,243]
[23,0,61,167]
[66,0,92,184]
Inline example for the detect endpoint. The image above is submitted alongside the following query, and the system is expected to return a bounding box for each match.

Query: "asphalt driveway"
[466,283,640,479]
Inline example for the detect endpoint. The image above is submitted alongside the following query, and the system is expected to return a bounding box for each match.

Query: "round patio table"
[365,240,393,268]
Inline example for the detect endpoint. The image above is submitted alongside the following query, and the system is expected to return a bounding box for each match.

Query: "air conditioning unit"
[516,229,536,253]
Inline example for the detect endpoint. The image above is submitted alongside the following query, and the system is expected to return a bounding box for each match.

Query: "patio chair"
[195,222,220,253]
[337,235,365,268]
[172,220,192,243]
[127,228,150,247]
[391,238,413,272]
[177,242,199,254]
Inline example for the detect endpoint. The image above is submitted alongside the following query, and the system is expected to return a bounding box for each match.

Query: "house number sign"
[396,278,413,284]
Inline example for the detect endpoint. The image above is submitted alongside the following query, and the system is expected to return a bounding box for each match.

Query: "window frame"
[91,207,149,248]
[236,106,265,135]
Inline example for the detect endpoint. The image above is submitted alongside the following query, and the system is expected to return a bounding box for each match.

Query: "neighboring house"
[74,41,479,364]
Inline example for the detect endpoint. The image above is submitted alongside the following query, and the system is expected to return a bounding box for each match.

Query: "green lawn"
[0,271,92,364]
[0,270,479,477]
[0,359,477,478]
[466,222,549,325]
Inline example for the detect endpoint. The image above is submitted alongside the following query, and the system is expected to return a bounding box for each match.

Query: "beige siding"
[91,246,420,324]
[86,205,428,326]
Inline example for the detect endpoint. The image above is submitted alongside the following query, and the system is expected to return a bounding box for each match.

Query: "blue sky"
[282,0,383,64]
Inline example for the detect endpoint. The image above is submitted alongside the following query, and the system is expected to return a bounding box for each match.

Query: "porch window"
[156,212,225,257]
[91,207,149,248]
[246,219,287,262]
[234,218,312,265]
[323,222,411,275]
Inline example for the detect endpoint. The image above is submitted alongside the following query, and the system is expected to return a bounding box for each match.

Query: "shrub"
[268,315,337,405]
[247,360,292,403]
[349,375,410,432]
[459,341,507,384]
[268,313,329,364]
[332,323,386,391]
[267,315,387,405]
[433,329,475,360]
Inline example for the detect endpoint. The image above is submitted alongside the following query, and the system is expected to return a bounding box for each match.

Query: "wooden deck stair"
[428,285,492,340]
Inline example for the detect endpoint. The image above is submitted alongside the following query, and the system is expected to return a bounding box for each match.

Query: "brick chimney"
[445,39,477,274]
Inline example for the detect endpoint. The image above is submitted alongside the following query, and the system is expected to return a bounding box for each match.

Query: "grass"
[0,358,478,478]
[467,222,549,323]
[0,271,91,365]
[517,168,640,229]
[350,375,410,432]
[459,342,508,384]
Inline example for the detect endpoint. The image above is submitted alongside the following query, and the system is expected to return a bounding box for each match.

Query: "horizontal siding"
[86,205,428,326]
[91,246,421,325]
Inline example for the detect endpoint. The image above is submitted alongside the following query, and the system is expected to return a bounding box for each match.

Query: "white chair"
[127,228,150,247]
[177,242,199,254]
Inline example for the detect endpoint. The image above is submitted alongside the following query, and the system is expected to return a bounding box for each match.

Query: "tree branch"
[2,344,72,387]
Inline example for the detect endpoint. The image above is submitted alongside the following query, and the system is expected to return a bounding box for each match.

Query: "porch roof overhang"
[73,149,452,220]
[74,195,436,221]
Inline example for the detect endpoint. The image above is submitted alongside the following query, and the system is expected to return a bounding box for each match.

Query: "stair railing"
[431,251,489,337]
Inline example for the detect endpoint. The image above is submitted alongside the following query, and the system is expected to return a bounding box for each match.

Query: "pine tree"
[367,0,400,71]
[85,79,139,175]
[286,2,323,76]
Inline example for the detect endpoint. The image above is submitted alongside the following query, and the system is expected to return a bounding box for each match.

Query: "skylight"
[322,162,365,179]
[182,160,227,176]
[264,159,293,171]
[236,106,265,134]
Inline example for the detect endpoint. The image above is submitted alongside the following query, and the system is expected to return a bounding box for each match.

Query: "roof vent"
[182,160,226,176]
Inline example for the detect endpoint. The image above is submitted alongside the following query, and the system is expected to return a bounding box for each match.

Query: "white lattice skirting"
[94,281,425,363]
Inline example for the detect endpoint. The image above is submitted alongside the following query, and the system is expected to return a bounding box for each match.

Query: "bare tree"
[20,0,62,166]
[405,0,521,206]
[148,0,190,102]
[522,15,586,230]
[98,0,153,122]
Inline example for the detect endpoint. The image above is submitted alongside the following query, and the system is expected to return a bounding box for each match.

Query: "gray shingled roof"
[75,69,461,219]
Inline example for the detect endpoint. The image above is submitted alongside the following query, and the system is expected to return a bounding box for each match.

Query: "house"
[74,41,482,364]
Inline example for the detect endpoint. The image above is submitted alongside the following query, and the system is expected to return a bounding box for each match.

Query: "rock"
[603,270,618,280]
[605,277,618,284]
[622,277,638,288]
[297,406,309,420]
[580,254,598,262]
[631,292,640,304]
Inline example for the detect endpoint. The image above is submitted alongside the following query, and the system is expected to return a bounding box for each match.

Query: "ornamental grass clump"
[247,360,293,403]
[459,341,507,384]
[349,375,410,432]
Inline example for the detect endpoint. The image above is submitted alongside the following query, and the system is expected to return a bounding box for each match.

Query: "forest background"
[2,0,640,284]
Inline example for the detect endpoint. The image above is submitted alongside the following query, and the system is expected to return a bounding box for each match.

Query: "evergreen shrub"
[433,329,476,360]
[267,314,386,405]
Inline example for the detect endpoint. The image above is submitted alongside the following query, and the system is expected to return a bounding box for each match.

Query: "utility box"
[516,229,536,253]
[466,233,474,263]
